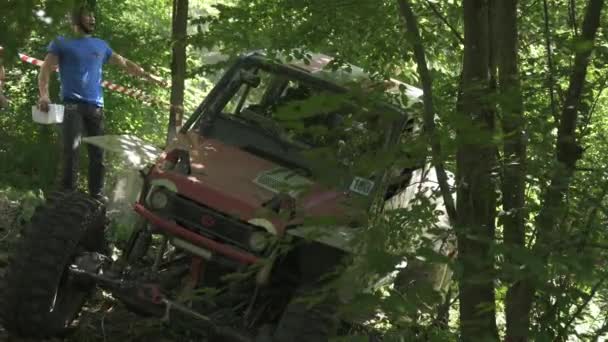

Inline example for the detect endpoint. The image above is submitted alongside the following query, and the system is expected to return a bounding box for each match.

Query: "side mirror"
[240,70,261,88]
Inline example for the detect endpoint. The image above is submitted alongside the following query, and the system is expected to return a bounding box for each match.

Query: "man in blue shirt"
[37,4,165,200]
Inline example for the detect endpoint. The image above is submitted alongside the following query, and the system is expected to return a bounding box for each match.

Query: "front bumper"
[134,204,260,265]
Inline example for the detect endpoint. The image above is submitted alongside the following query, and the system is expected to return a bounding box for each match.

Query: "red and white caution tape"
[18,53,50,68]
[19,53,167,108]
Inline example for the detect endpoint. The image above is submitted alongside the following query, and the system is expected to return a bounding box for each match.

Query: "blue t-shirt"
[48,36,113,107]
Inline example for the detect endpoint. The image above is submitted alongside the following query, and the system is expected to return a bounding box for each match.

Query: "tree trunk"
[494,1,529,341]
[167,0,188,143]
[456,0,499,339]
[396,0,456,224]
[542,0,559,123]
[506,0,605,340]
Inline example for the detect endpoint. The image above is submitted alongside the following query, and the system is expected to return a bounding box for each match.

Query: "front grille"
[253,167,313,195]
[255,173,288,193]
[151,188,256,252]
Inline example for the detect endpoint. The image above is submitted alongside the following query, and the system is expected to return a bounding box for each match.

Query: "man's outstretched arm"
[109,52,166,87]
[38,53,59,112]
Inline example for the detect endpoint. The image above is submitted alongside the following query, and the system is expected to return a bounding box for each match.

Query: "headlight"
[249,231,269,252]
[149,190,168,210]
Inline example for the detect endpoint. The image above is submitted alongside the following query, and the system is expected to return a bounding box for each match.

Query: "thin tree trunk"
[542,0,559,123]
[569,0,579,35]
[423,1,464,45]
[495,1,528,341]
[488,0,498,93]
[457,0,499,339]
[396,0,456,224]
[507,0,605,340]
[167,0,188,143]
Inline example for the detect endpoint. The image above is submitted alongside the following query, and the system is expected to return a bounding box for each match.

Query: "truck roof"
[282,52,422,101]
[204,50,423,108]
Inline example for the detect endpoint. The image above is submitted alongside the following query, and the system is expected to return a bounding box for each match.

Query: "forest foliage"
[1,0,608,340]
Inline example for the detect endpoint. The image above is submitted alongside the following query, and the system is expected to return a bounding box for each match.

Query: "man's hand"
[38,53,58,112]
[109,52,168,88]
[38,95,51,112]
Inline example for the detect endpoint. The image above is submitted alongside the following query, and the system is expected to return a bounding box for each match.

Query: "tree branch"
[569,0,579,35]
[512,0,606,337]
[542,0,559,124]
[557,276,607,340]
[591,313,608,340]
[541,178,608,335]
[580,75,608,137]
[397,0,457,224]
[585,242,608,250]
[424,1,465,45]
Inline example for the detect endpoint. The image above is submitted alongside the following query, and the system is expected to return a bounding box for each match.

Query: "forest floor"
[0,194,186,342]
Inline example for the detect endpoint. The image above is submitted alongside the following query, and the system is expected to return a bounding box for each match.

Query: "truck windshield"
[222,67,389,151]
[195,62,404,175]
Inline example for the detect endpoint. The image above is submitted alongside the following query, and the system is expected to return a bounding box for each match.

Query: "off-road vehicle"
[0,52,453,341]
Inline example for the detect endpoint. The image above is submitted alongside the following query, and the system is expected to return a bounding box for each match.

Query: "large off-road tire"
[0,191,107,338]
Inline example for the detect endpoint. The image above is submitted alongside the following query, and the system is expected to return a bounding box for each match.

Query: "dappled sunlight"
[1,0,607,340]
[82,135,162,168]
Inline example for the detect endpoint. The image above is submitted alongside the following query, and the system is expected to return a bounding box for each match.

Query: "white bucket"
[32,104,64,124]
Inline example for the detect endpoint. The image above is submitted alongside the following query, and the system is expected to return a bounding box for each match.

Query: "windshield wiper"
[241,145,312,177]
